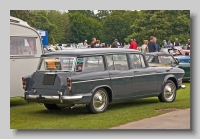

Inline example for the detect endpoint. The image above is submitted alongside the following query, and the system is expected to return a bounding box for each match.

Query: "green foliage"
[46,11,70,44]
[10,10,190,45]
[102,10,139,44]
[125,10,190,45]
[68,11,103,43]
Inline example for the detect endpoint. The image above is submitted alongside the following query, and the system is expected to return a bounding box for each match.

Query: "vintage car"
[160,48,190,63]
[145,52,190,81]
[179,50,190,56]
[22,48,186,114]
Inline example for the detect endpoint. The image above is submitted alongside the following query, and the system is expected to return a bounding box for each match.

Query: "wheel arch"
[159,75,178,95]
[91,85,113,103]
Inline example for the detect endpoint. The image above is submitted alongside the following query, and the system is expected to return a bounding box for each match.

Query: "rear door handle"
[134,70,139,72]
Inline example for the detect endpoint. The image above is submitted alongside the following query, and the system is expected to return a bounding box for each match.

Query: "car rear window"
[38,57,75,71]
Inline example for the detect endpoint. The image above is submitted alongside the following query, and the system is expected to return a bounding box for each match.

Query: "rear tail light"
[22,77,26,90]
[66,78,72,91]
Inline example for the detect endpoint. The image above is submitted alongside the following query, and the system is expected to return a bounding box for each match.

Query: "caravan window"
[10,36,37,55]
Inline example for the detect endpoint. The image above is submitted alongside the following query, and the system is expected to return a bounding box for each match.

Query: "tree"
[96,10,111,20]
[102,10,139,44]
[68,12,103,43]
[125,10,190,46]
[46,10,70,44]
[10,10,32,22]
[68,10,96,18]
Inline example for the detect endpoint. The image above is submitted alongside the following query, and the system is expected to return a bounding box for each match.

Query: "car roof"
[42,48,140,57]
[145,52,172,56]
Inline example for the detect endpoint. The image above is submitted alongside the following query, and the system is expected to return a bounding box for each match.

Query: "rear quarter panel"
[154,67,185,92]
[70,71,111,95]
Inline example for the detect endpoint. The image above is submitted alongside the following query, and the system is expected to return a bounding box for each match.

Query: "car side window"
[76,56,104,72]
[130,54,146,69]
[106,54,129,71]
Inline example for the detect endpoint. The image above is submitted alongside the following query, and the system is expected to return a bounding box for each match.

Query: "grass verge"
[10,82,190,129]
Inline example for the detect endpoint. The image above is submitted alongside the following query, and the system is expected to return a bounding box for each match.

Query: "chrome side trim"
[157,72,184,74]
[134,73,157,77]
[73,78,110,84]
[111,75,135,79]
[72,72,184,84]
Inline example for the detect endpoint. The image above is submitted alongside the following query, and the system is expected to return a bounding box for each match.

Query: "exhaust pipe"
[69,104,75,109]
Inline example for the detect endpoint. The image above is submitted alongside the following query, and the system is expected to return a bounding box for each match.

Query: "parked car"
[180,50,190,56]
[22,48,186,114]
[160,48,190,63]
[174,46,182,50]
[145,52,190,81]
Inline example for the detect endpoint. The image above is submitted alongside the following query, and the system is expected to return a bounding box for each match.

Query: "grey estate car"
[23,48,186,114]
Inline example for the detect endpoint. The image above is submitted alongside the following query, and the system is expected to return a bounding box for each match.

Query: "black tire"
[44,103,61,110]
[86,88,109,114]
[158,80,177,102]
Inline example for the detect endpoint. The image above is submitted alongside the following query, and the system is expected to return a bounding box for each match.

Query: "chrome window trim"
[36,57,76,72]
[72,72,184,84]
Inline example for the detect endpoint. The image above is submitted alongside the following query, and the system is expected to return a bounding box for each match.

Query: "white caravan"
[10,16,44,97]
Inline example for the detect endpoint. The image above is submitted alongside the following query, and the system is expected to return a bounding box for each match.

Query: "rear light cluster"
[66,78,72,91]
[22,77,26,90]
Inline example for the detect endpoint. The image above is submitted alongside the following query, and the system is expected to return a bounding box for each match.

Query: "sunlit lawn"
[10,82,190,129]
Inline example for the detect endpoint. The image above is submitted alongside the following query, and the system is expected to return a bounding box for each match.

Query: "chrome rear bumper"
[24,91,82,103]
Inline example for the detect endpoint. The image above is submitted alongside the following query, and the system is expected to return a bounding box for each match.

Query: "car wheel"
[86,88,109,114]
[158,80,177,102]
[44,103,61,110]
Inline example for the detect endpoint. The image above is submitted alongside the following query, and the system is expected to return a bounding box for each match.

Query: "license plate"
[42,73,57,85]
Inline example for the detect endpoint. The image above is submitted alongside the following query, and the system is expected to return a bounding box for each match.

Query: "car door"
[105,54,135,99]
[129,53,158,97]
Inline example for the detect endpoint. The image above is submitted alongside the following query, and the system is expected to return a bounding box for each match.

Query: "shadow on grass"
[10,97,29,107]
[30,98,159,116]
[183,80,190,83]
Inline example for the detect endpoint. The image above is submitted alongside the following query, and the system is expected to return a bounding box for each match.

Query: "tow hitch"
[36,94,45,100]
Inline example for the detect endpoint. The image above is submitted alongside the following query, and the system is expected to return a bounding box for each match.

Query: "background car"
[160,48,190,63]
[145,52,190,81]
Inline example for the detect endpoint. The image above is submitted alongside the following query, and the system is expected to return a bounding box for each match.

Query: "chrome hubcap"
[93,90,107,111]
[164,83,176,101]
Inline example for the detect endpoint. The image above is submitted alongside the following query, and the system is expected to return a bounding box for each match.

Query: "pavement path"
[110,108,190,129]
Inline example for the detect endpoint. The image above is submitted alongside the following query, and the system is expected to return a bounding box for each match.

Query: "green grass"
[10,82,190,129]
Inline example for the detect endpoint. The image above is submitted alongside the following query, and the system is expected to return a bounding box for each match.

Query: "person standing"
[111,39,118,48]
[153,37,160,52]
[90,38,96,48]
[133,39,138,49]
[129,39,137,50]
[147,36,157,52]
[174,38,180,46]
[141,40,148,54]
[83,40,88,48]
[187,39,190,50]
[117,41,121,48]
[163,40,168,48]
[167,40,173,48]
[94,40,102,48]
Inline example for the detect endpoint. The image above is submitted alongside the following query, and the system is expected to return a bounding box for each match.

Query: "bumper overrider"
[24,91,83,103]
[178,78,186,89]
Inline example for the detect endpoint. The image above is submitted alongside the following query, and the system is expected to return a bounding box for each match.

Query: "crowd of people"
[82,36,191,54]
